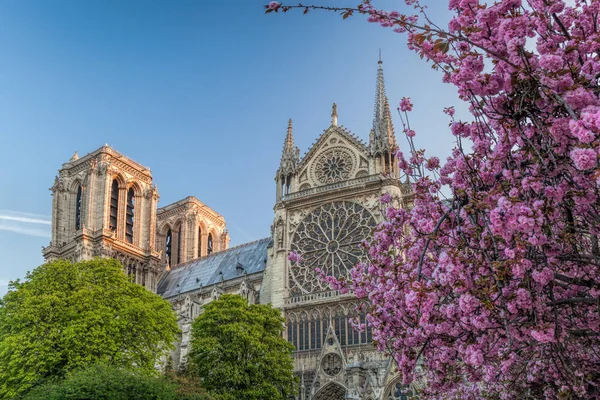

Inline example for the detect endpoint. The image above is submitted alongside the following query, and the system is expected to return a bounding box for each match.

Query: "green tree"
[19,364,178,400]
[0,258,180,399]
[187,295,297,400]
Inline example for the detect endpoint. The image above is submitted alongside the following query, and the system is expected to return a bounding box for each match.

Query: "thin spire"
[284,119,294,151]
[279,118,300,177]
[371,56,396,153]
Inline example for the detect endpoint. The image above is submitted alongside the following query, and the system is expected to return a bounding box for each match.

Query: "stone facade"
[43,61,418,399]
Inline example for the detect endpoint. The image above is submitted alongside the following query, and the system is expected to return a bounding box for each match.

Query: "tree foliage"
[19,364,179,400]
[0,258,179,399]
[273,0,600,398]
[187,294,297,400]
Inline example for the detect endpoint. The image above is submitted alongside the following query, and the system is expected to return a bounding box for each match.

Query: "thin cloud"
[0,210,51,238]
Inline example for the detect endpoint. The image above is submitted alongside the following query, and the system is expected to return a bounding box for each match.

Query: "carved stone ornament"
[321,353,343,376]
[276,219,284,249]
[313,148,354,184]
[50,175,65,193]
[89,157,98,171]
[289,201,376,295]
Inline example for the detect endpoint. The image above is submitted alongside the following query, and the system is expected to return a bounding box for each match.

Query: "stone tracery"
[313,148,354,184]
[289,201,376,296]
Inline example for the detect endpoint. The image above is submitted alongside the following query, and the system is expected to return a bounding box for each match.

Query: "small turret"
[275,119,300,201]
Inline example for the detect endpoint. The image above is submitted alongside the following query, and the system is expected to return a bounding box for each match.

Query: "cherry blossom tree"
[272,1,600,398]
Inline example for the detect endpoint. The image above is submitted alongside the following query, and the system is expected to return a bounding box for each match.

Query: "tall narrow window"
[197,227,202,258]
[75,185,82,231]
[126,188,134,243]
[299,317,305,351]
[109,180,119,231]
[207,233,213,255]
[165,229,172,265]
[176,228,182,265]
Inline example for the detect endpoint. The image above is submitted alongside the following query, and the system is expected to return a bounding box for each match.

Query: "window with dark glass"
[109,180,119,231]
[299,318,305,351]
[126,188,134,243]
[176,228,182,264]
[165,229,172,265]
[292,320,298,350]
[75,185,82,230]
[207,233,213,255]
[197,227,202,258]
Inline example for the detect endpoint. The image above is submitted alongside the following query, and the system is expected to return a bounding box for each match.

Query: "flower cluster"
[276,0,600,398]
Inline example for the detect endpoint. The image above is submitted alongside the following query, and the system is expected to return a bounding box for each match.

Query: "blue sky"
[0,0,466,295]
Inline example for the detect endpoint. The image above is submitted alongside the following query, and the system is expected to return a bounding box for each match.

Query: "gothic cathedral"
[43,61,416,400]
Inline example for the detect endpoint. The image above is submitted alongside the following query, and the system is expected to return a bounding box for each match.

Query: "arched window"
[207,233,213,255]
[109,180,119,231]
[75,185,82,231]
[176,227,183,265]
[126,188,134,243]
[287,315,298,350]
[197,227,202,258]
[335,311,346,346]
[165,229,172,265]
[298,313,309,351]
[311,312,321,350]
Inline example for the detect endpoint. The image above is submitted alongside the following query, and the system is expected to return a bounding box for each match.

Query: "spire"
[370,56,397,155]
[284,119,294,151]
[278,119,300,177]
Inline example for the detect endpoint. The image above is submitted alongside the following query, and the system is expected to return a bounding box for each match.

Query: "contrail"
[0,210,51,238]
[0,216,51,225]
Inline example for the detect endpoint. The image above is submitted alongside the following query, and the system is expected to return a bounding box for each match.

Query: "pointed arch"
[165,228,173,266]
[298,311,309,351]
[173,219,184,265]
[125,187,135,243]
[311,309,322,350]
[109,179,120,231]
[74,183,82,231]
[313,382,347,400]
[334,306,347,346]
[286,312,298,350]
[207,232,214,255]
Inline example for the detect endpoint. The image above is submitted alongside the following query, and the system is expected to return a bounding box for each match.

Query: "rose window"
[289,201,376,296]
[321,353,343,376]
[314,149,354,184]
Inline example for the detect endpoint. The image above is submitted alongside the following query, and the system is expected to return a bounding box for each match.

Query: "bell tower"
[43,145,162,292]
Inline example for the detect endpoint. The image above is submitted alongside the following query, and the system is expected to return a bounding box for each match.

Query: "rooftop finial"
[378,48,382,65]
[331,103,338,126]
[284,119,294,150]
[70,151,79,162]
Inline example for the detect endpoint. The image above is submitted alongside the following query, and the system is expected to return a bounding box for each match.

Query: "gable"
[297,126,370,188]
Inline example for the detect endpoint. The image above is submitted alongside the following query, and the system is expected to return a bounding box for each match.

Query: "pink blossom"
[287,251,302,263]
[399,97,413,112]
[569,148,596,170]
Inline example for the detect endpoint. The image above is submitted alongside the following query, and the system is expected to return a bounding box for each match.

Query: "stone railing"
[282,174,382,201]
[285,289,345,306]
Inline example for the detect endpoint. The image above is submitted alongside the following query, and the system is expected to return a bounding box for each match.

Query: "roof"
[157,237,271,298]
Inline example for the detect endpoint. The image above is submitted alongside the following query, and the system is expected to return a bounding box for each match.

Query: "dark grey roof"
[157,237,271,299]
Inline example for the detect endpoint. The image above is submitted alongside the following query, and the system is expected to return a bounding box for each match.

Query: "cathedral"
[42,61,416,400]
